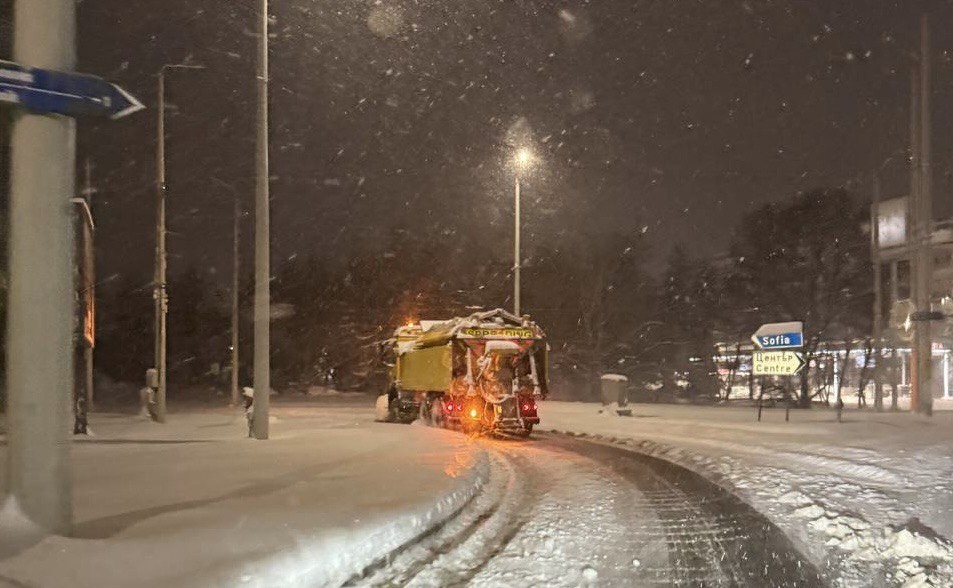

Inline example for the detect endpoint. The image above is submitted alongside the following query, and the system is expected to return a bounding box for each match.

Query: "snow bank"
[543,402,953,587]
[0,407,491,588]
[230,448,491,587]
[0,496,46,558]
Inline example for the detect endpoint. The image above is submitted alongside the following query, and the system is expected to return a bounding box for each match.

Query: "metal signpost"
[751,322,805,422]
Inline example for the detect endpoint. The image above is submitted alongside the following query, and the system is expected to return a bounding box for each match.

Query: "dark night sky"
[16,1,953,289]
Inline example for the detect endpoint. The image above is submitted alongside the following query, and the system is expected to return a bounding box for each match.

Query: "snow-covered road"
[357,430,822,587]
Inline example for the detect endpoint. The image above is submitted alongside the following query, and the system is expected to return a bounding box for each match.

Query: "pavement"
[0,403,489,588]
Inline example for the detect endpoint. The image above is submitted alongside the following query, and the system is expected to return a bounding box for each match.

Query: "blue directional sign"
[751,321,804,350]
[0,60,144,120]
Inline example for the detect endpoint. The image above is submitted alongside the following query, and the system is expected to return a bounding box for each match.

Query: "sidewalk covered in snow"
[0,405,488,588]
[543,401,953,587]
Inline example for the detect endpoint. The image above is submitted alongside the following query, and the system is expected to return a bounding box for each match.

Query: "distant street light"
[512,147,534,317]
[154,63,205,424]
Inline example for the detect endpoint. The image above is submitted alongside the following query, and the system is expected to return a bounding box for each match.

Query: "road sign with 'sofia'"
[751,321,804,350]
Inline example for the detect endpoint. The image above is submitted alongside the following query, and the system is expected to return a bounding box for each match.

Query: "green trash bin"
[600,374,629,407]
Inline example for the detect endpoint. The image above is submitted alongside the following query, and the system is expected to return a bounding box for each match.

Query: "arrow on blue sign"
[751,321,804,350]
[0,60,144,120]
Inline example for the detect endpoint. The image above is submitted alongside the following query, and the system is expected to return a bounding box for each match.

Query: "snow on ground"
[0,405,489,588]
[360,434,706,587]
[542,401,953,587]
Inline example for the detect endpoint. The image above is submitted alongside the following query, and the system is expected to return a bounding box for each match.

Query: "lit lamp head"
[514,147,534,171]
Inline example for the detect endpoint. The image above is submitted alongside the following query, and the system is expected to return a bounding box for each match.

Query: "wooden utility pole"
[912,14,934,416]
[72,158,95,435]
[871,174,883,411]
[153,63,203,422]
[908,48,922,414]
[252,0,271,439]
[154,69,168,423]
[230,198,241,407]
[83,160,95,413]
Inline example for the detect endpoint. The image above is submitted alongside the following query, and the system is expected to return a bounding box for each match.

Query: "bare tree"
[723,188,872,407]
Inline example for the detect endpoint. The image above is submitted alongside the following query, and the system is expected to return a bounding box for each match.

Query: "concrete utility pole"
[231,198,241,407]
[913,13,934,416]
[252,0,271,439]
[6,0,76,533]
[513,175,521,317]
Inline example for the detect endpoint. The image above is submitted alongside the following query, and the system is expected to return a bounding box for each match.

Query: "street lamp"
[515,147,533,170]
[154,63,204,423]
[512,147,534,317]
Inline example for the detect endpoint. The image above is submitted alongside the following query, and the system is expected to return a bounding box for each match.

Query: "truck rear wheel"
[461,419,480,435]
[513,423,533,438]
[417,394,445,427]
[428,397,446,428]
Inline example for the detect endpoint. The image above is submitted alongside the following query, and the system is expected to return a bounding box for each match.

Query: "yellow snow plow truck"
[376,309,548,436]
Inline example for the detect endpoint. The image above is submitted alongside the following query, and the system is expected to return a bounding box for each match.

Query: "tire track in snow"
[465,438,673,587]
[403,447,540,587]
[547,434,826,587]
[352,450,520,587]
[351,430,823,587]
[622,465,739,586]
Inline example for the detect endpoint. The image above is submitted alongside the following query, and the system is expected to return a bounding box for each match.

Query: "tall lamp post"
[154,63,204,423]
[512,147,533,317]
